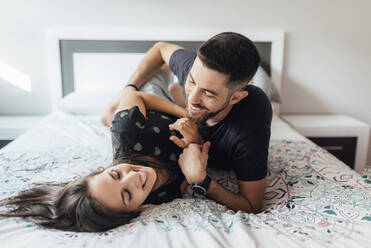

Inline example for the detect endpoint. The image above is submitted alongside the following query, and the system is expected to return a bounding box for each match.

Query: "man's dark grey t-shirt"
[170,49,272,181]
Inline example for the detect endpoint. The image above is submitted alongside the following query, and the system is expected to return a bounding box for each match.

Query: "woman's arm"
[101,87,136,127]
[136,91,186,118]
[101,87,186,127]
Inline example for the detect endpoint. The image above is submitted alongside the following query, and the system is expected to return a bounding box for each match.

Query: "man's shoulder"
[170,48,197,59]
[169,49,197,86]
[231,86,272,120]
[219,86,272,137]
[169,49,197,68]
[240,85,271,106]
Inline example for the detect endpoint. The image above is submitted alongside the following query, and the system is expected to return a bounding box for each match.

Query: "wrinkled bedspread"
[0,111,370,248]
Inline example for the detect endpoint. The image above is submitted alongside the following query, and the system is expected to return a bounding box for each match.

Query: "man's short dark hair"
[197,32,260,88]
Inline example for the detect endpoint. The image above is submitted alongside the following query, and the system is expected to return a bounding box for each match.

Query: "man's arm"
[178,143,266,213]
[128,42,184,89]
[207,178,266,213]
[101,41,184,127]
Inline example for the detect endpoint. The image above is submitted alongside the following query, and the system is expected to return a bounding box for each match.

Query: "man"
[103,32,272,213]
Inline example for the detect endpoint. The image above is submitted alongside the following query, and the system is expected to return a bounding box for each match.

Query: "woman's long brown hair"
[0,154,174,232]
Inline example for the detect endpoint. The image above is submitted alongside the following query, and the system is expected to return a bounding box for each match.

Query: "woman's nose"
[121,171,141,189]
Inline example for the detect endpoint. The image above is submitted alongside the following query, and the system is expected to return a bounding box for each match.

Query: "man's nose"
[188,87,202,104]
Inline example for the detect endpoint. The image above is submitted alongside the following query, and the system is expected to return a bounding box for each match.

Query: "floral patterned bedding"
[0,111,370,248]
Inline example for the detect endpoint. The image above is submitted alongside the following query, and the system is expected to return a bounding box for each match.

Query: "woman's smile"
[132,169,148,189]
[88,163,158,212]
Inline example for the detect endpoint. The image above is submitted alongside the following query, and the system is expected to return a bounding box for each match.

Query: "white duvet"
[1,111,370,248]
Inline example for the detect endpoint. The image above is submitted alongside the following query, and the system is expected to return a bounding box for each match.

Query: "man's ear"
[229,89,249,105]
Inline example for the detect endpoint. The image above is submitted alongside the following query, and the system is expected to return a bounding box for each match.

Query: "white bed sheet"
[1,114,307,153]
[1,111,370,248]
[271,115,307,141]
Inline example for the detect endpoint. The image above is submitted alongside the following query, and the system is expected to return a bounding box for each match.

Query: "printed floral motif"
[1,140,370,245]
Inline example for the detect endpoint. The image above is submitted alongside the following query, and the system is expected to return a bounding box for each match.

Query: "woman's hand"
[101,106,116,127]
[169,118,203,148]
[101,87,137,127]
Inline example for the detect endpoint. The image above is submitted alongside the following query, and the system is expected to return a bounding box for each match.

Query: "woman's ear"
[229,89,249,105]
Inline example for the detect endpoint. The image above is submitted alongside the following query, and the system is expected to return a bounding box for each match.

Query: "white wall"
[0,0,370,164]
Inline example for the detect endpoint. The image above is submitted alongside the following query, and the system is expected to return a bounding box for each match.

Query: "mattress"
[1,111,370,248]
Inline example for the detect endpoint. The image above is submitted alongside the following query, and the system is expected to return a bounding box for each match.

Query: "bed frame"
[46,27,285,112]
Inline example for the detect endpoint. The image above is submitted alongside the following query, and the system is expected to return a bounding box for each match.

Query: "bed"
[1,28,370,247]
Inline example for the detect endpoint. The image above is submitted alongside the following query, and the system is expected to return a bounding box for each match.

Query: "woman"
[0,69,196,232]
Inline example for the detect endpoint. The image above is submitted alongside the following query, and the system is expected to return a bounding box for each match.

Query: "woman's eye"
[114,170,121,179]
[126,190,132,201]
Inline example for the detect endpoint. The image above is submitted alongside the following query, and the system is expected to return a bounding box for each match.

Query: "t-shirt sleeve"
[169,49,197,87]
[232,129,270,181]
[111,106,146,133]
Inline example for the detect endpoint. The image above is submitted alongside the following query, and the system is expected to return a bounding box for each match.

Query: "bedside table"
[281,115,370,173]
[0,115,44,149]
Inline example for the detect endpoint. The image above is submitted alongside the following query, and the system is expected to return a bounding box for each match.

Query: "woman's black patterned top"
[110,106,184,204]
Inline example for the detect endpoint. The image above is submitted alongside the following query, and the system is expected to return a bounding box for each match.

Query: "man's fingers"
[178,153,183,164]
[170,136,186,148]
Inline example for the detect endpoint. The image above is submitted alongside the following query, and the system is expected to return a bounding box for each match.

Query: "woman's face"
[88,163,158,212]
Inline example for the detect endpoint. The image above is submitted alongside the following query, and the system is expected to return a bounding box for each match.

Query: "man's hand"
[178,142,211,184]
[169,118,203,148]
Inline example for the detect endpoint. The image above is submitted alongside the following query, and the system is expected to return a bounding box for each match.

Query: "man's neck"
[205,104,233,127]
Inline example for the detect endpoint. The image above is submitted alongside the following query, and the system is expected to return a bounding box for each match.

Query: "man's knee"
[168,82,180,94]
[168,83,186,107]
[160,64,172,78]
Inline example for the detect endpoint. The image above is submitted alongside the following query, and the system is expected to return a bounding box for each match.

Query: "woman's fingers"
[169,118,187,131]
[170,136,186,148]
[101,116,111,127]
[169,118,203,145]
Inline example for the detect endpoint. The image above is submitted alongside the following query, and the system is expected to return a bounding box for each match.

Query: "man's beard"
[186,95,231,125]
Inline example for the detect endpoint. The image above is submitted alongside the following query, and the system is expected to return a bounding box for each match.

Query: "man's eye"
[205,92,215,98]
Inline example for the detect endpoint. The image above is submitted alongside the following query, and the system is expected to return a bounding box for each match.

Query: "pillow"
[252,66,281,103]
[58,91,116,115]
